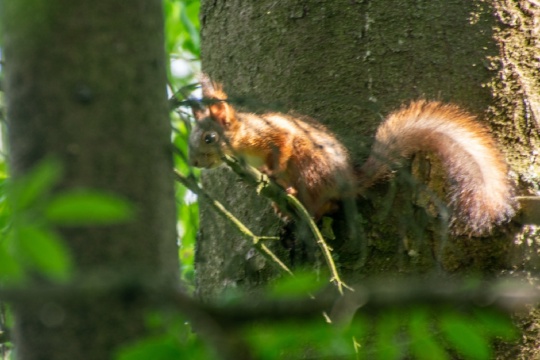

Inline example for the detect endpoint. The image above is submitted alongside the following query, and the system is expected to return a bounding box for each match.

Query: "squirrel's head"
[188,75,238,168]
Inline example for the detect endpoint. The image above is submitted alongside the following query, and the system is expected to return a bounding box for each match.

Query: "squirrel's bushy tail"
[357,101,517,235]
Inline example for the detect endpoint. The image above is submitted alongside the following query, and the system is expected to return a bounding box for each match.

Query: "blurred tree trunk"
[1,0,178,358]
[196,0,540,357]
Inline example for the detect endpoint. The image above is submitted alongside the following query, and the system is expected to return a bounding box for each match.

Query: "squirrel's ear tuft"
[199,73,228,100]
[198,74,236,128]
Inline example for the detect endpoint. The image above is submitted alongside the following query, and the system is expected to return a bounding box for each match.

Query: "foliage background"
[164,0,201,285]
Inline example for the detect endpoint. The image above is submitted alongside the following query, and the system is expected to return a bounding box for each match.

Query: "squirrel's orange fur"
[189,75,517,235]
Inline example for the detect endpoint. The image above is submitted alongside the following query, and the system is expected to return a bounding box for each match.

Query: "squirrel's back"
[357,101,517,235]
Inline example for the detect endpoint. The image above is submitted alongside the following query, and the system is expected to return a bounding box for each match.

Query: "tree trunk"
[1,0,178,358]
[196,0,538,357]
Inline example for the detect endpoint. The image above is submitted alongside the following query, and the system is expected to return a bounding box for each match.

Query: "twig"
[174,170,293,276]
[285,194,352,295]
[221,156,351,294]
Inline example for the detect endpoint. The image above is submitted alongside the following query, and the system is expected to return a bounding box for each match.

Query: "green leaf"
[172,131,190,174]
[45,190,134,226]
[375,311,402,360]
[178,201,198,242]
[15,225,72,280]
[164,0,182,53]
[245,321,344,360]
[0,197,12,232]
[163,0,200,56]
[268,271,323,299]
[117,330,209,360]
[474,310,517,341]
[440,313,491,360]
[409,310,448,360]
[0,243,23,281]
[0,160,8,180]
[179,1,200,54]
[116,336,183,360]
[10,159,62,210]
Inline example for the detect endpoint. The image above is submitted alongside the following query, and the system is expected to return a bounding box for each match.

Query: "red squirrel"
[188,75,517,235]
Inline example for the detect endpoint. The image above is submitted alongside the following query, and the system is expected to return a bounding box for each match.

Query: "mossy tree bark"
[1,0,178,358]
[196,0,539,357]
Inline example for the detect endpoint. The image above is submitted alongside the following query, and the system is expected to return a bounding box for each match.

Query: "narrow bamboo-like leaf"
[45,190,134,225]
[440,313,490,360]
[16,225,72,280]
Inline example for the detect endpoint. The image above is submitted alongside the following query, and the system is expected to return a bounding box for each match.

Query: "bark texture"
[2,0,178,358]
[489,2,540,358]
[196,0,538,356]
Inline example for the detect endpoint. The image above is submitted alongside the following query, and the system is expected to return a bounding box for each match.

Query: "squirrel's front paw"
[270,186,298,221]
[285,186,297,196]
[271,202,291,222]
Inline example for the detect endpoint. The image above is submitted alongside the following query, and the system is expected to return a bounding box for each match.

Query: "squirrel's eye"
[204,132,217,144]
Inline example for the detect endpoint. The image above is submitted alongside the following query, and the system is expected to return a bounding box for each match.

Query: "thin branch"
[221,156,297,219]
[174,170,293,276]
[221,155,351,294]
[285,193,351,295]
